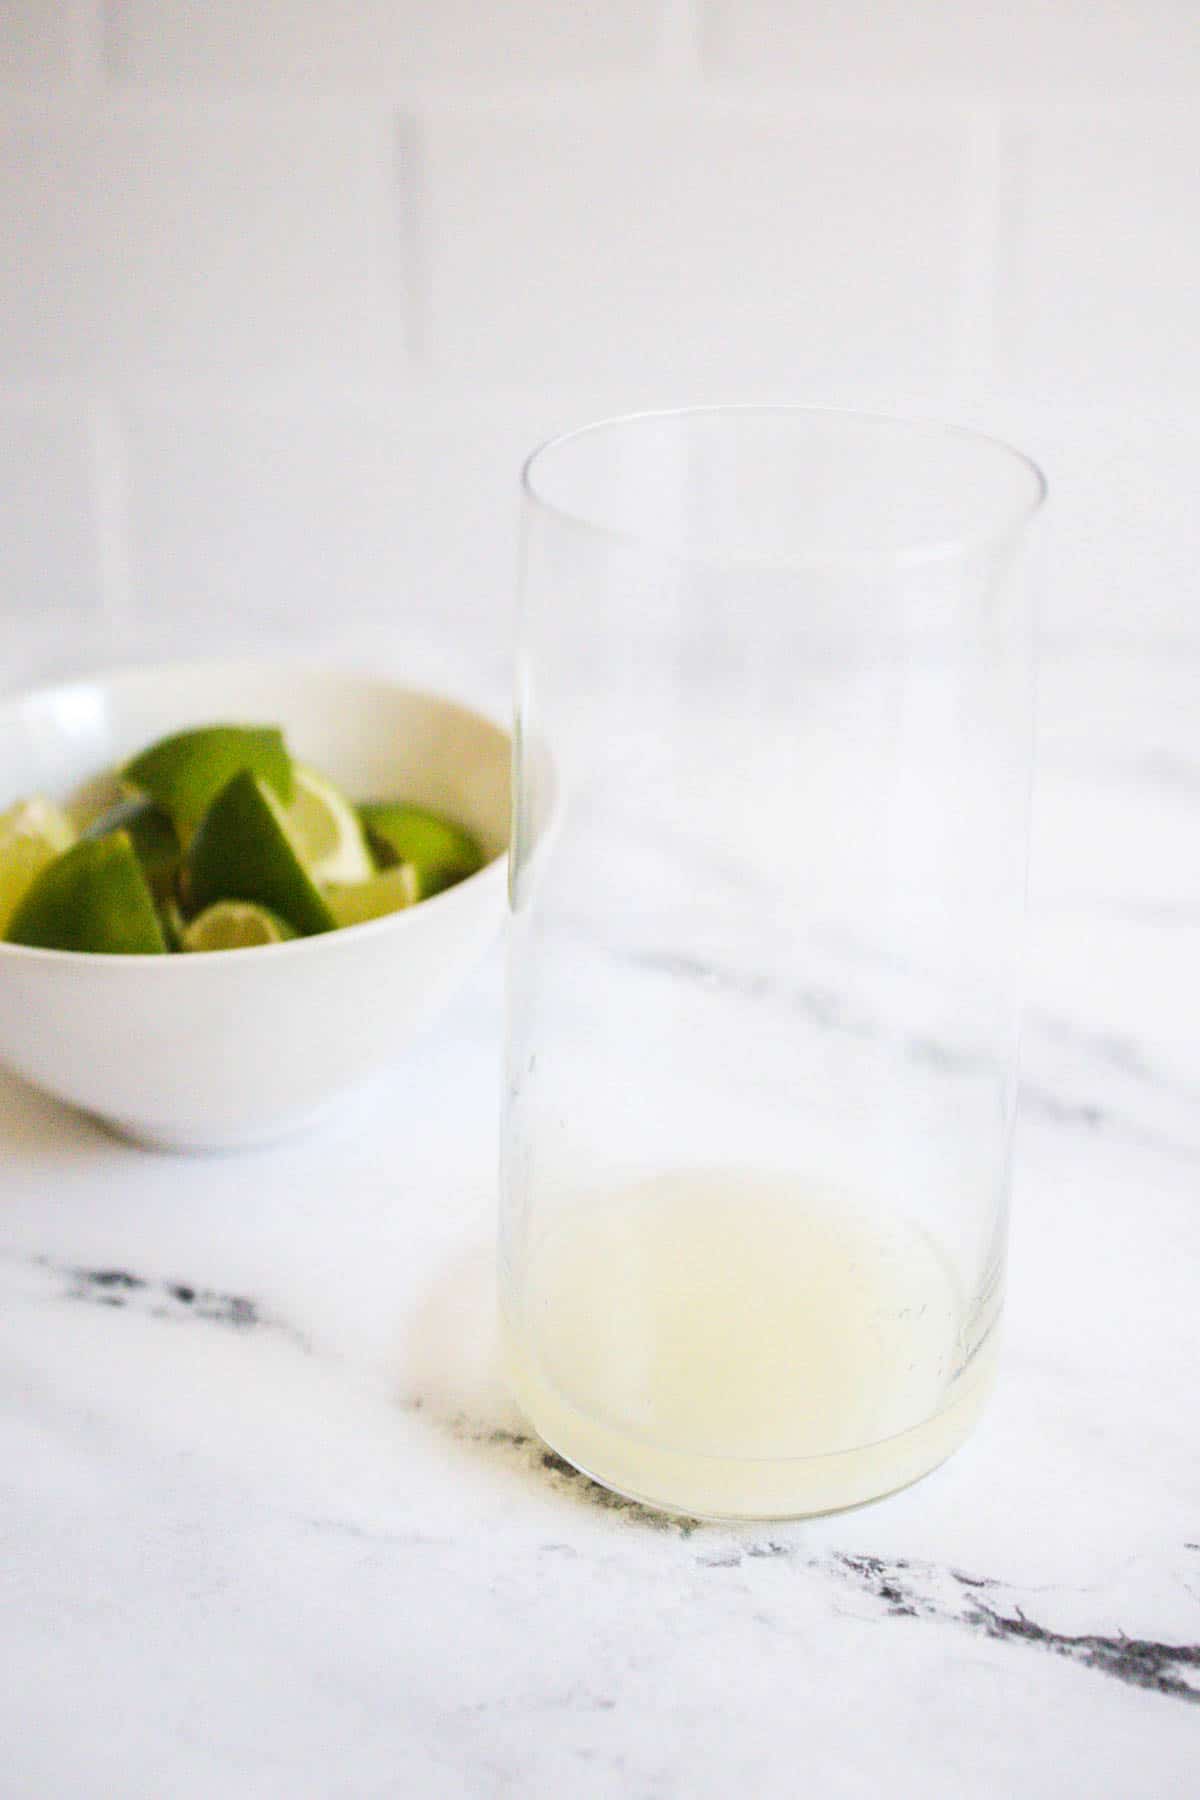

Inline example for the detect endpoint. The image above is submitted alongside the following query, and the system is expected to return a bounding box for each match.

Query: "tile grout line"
[68,0,109,95]
[657,0,706,85]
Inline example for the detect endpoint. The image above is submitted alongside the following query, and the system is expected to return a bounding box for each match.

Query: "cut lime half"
[182,901,297,952]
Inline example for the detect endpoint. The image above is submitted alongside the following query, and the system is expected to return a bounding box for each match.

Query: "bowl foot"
[100,1085,371,1155]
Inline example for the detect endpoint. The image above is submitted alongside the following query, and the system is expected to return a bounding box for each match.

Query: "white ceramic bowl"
[0,661,510,1151]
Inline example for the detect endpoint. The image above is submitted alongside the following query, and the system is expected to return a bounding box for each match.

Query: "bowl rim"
[0,657,511,969]
[0,653,510,731]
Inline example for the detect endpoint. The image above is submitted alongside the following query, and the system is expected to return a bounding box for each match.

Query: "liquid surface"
[504,1170,998,1519]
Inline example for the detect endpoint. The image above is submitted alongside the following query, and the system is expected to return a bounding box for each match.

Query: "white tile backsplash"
[116,386,627,683]
[970,397,1200,645]
[702,0,1200,98]
[423,104,971,391]
[0,401,105,683]
[0,2,94,87]
[0,6,1198,657]
[120,397,421,633]
[106,0,661,88]
[999,113,1200,403]
[0,107,404,380]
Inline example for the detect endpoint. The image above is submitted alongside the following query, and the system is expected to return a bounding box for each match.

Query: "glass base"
[502,1171,1000,1521]
[505,1327,997,1521]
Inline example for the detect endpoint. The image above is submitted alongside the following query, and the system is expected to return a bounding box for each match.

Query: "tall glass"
[502,407,1045,1519]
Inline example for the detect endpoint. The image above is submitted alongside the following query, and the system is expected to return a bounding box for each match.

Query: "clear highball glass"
[501,407,1046,1519]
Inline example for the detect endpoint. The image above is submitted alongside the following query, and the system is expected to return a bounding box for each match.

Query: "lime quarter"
[5,832,168,954]
[358,802,484,899]
[186,770,336,937]
[286,764,374,886]
[325,862,419,928]
[121,725,292,838]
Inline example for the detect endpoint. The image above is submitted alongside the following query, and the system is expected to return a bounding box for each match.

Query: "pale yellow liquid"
[503,1170,998,1519]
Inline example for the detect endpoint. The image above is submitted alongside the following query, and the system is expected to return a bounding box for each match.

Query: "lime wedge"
[325,862,418,929]
[359,803,484,899]
[5,832,167,954]
[182,901,297,952]
[186,770,335,937]
[121,726,292,838]
[83,796,179,901]
[0,796,77,935]
[286,764,374,885]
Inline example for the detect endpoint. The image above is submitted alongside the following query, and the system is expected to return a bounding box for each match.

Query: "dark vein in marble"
[387,1399,1200,1706]
[695,1541,1198,1702]
[32,1259,313,1347]
[972,1601,1199,1701]
[65,1264,263,1329]
[829,1553,1200,1705]
[418,1405,703,1534]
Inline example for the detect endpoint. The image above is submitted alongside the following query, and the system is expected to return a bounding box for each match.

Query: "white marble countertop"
[1,645,1197,1798]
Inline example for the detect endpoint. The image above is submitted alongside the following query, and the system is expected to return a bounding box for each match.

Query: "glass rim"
[521,403,1048,573]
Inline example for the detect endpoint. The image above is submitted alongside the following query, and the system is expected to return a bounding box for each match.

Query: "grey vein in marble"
[21,1254,313,1349]
[826,1553,1200,1705]
[415,1397,1200,1707]
[622,942,1200,1161]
